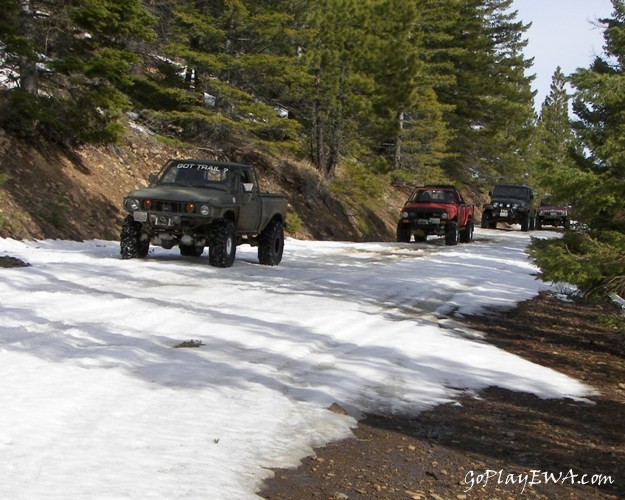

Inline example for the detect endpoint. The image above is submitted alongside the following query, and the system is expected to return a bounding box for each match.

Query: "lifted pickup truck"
[120,159,287,267]
[481,184,536,231]
[396,185,475,245]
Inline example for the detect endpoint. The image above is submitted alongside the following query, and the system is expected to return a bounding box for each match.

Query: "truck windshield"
[159,162,230,188]
[492,185,531,200]
[411,189,456,203]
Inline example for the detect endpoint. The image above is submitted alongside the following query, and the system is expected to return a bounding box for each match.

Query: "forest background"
[0,0,623,299]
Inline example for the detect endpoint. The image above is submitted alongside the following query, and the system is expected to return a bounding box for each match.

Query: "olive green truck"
[120,159,287,267]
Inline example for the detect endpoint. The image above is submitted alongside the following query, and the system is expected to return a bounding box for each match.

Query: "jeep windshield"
[158,162,230,188]
[540,197,568,207]
[410,189,457,203]
[492,185,531,200]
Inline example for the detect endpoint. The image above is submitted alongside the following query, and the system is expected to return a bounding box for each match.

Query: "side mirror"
[242,182,254,193]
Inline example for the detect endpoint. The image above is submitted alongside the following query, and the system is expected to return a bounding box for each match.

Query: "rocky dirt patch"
[260,292,625,499]
[0,255,28,267]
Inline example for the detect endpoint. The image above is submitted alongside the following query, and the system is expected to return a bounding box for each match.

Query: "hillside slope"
[0,122,400,244]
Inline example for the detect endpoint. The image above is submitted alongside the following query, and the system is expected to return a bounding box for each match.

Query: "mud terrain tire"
[396,223,411,243]
[120,215,149,259]
[445,221,459,246]
[209,220,236,268]
[258,219,284,266]
[459,220,474,243]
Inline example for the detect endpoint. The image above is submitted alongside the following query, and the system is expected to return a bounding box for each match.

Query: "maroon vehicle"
[396,185,475,245]
[536,198,572,230]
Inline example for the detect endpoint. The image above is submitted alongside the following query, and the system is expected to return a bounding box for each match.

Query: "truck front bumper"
[400,218,449,236]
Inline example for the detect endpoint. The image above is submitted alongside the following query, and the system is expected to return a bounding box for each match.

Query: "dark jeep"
[120,159,287,267]
[397,185,475,245]
[481,184,536,231]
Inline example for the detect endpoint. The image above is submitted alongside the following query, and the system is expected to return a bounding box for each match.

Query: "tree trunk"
[18,0,38,95]
[323,65,348,179]
[312,70,325,172]
[325,128,339,179]
[395,111,405,169]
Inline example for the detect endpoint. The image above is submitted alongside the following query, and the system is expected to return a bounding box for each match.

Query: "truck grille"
[407,210,442,219]
[153,200,184,213]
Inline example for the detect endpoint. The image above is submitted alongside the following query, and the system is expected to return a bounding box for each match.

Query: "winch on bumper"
[489,202,524,223]
[125,200,221,249]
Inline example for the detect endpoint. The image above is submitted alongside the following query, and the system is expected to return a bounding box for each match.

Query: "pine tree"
[138,0,301,143]
[359,0,453,184]
[296,0,453,181]
[0,0,156,143]
[568,1,625,233]
[530,0,625,296]
[298,0,377,178]
[435,0,535,183]
[531,67,577,200]
[390,0,456,184]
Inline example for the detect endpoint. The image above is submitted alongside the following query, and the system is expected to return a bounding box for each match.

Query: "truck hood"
[126,185,231,204]
[539,205,569,212]
[404,201,457,213]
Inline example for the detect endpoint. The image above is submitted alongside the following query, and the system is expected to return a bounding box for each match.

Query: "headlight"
[493,202,499,208]
[441,212,449,220]
[401,211,409,219]
[200,204,211,216]
[512,203,519,209]
[125,198,140,211]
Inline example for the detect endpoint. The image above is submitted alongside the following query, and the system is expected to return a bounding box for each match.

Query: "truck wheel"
[520,214,530,231]
[209,220,236,268]
[563,218,570,230]
[536,217,542,230]
[459,221,474,243]
[445,221,459,246]
[120,215,149,259]
[480,214,490,229]
[258,219,284,266]
[180,244,204,257]
[396,222,411,243]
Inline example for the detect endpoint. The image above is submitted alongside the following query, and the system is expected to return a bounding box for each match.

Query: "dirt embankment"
[0,124,399,244]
